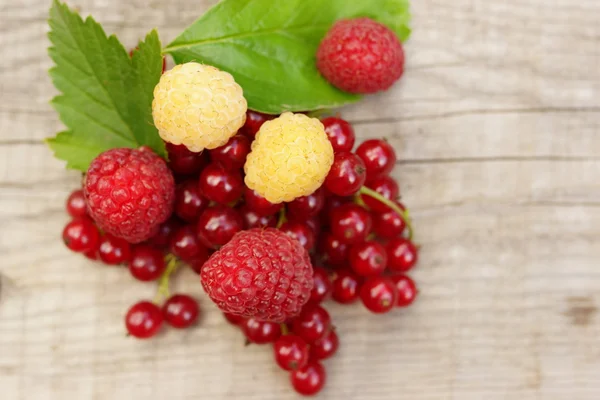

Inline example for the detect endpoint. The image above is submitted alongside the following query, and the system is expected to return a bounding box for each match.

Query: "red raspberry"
[201,228,314,322]
[316,18,404,94]
[84,148,175,243]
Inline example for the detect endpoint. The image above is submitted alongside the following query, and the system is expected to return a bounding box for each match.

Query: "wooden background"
[1,0,599,399]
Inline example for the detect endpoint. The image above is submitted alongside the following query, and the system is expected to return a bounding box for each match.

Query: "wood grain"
[1,0,599,399]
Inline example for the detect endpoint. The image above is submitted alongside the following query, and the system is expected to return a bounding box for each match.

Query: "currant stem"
[276,207,287,229]
[153,254,180,304]
[280,323,289,335]
[357,186,414,240]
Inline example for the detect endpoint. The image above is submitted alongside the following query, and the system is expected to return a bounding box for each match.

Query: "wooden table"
[1,0,599,399]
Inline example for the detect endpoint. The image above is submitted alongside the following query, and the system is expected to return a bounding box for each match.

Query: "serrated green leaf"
[46,0,165,171]
[164,0,411,114]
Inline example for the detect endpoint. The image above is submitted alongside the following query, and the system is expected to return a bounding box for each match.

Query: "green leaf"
[46,0,165,171]
[164,0,411,114]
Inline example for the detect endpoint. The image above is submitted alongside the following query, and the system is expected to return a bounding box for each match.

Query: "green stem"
[357,186,414,240]
[276,206,287,229]
[153,254,180,304]
[280,323,289,335]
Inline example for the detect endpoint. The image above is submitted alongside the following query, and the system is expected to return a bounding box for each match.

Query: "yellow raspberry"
[152,62,247,152]
[244,112,334,203]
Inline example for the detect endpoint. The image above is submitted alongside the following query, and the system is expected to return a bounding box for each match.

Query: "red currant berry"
[360,176,400,213]
[241,110,273,138]
[324,152,367,196]
[321,117,355,153]
[198,163,243,205]
[349,240,388,277]
[66,189,87,218]
[386,238,418,273]
[290,361,326,396]
[280,221,315,251]
[391,275,418,307]
[305,216,321,237]
[310,329,339,360]
[125,301,163,339]
[166,143,207,176]
[98,234,131,265]
[243,187,283,217]
[330,203,372,244]
[360,277,398,314]
[331,269,362,304]
[62,218,100,253]
[318,232,349,266]
[170,225,206,261]
[287,188,325,219]
[84,248,99,261]
[240,206,277,229]
[174,180,208,222]
[241,318,281,344]
[274,334,310,371]
[146,218,181,249]
[162,294,199,329]
[197,205,243,248]
[188,250,211,275]
[291,305,331,344]
[128,245,165,281]
[322,196,350,221]
[208,134,251,169]
[310,266,331,304]
[223,312,244,326]
[373,206,406,239]
[356,139,397,180]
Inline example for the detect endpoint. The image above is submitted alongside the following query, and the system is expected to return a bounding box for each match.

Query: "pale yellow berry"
[152,62,247,152]
[244,112,334,203]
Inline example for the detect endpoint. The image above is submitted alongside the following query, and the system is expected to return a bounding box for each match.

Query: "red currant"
[62,218,100,253]
[356,139,397,181]
[386,238,418,272]
[84,249,99,261]
[162,294,199,329]
[360,277,398,314]
[391,275,418,307]
[331,269,362,304]
[321,117,355,153]
[208,134,251,169]
[146,218,181,249]
[310,329,339,360]
[287,188,325,219]
[174,181,208,222]
[290,361,326,396]
[125,301,163,339]
[223,312,244,326]
[291,305,331,344]
[98,234,131,265]
[240,206,277,229]
[349,240,388,277]
[66,189,87,218]
[241,318,281,344]
[360,176,400,213]
[310,266,332,304]
[241,110,273,138]
[128,245,165,281]
[322,196,350,221]
[372,206,406,239]
[198,163,243,205]
[324,152,367,196]
[170,225,206,261]
[166,143,207,176]
[197,205,243,248]
[318,232,349,266]
[274,334,309,371]
[188,250,211,275]
[280,221,315,252]
[330,204,372,244]
[243,187,283,217]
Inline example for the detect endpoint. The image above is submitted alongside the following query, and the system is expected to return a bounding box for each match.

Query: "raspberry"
[200,228,314,322]
[152,63,247,152]
[84,147,175,244]
[316,18,405,94]
[244,112,334,204]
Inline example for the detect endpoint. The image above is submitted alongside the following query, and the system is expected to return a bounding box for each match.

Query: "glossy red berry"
[98,234,131,265]
[280,221,315,252]
[62,218,100,253]
[322,196,350,220]
[197,205,243,248]
[166,143,207,176]
[240,206,277,229]
[241,318,282,344]
[329,203,372,244]
[391,275,418,307]
[208,134,251,169]
[274,334,310,371]
[174,180,208,222]
[170,225,206,261]
[287,188,325,219]
[128,245,165,281]
[292,305,331,344]
[310,329,339,360]
[321,117,355,153]
[324,152,367,196]
[125,301,163,339]
[290,361,326,396]
[66,189,87,218]
[243,187,283,217]
[318,232,349,266]
[162,294,199,329]
[372,207,406,239]
[386,238,418,272]
[198,163,243,205]
[310,267,332,304]
[188,251,211,275]
[360,277,398,313]
[223,312,244,325]
[146,218,181,249]
[84,248,99,261]
[356,139,397,181]
[349,240,388,277]
[331,269,362,304]
[241,110,273,138]
[360,176,400,213]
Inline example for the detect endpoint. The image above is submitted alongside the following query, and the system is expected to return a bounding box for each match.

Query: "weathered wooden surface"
[1,0,599,399]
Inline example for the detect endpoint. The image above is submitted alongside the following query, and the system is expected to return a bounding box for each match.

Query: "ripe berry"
[321,117,355,153]
[174,180,208,222]
[318,232,349,266]
[189,251,211,275]
[98,234,131,265]
[66,189,87,218]
[223,312,244,325]
[162,294,199,329]
[241,318,281,344]
[349,240,388,277]
[147,218,181,249]
[241,110,273,138]
[310,329,339,360]
[274,334,310,371]
[324,152,367,196]
[372,206,406,238]
[356,139,397,181]
[128,245,165,281]
[290,361,326,396]
[331,269,362,304]
[125,301,163,339]
[280,221,315,251]
[360,277,398,314]
[287,188,325,219]
[170,225,206,261]
[243,187,283,217]
[329,203,372,244]
[309,267,331,304]
[240,206,277,229]
[386,238,418,273]
[391,275,418,307]
[292,305,331,344]
[166,143,208,176]
[62,218,100,253]
[198,163,243,205]
[84,249,99,261]
[322,196,350,221]
[197,205,243,248]
[360,176,400,212]
[208,134,251,169]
